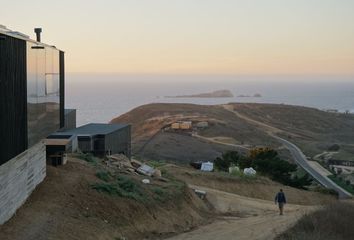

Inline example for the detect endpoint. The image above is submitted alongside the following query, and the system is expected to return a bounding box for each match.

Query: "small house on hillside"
[170,121,193,130]
[180,121,192,129]
[48,123,131,160]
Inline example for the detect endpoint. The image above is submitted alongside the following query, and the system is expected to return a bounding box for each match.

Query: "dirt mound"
[0,158,211,240]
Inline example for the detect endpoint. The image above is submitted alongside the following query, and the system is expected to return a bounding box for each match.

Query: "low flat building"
[64,109,77,130]
[180,121,192,130]
[49,123,131,159]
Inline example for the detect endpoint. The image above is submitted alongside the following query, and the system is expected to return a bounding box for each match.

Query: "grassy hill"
[111,103,354,163]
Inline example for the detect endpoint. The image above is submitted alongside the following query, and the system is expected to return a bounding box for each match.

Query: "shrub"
[148,160,166,168]
[214,151,241,171]
[151,186,171,202]
[76,153,97,165]
[92,183,120,195]
[250,148,298,185]
[328,144,340,152]
[217,148,312,189]
[92,175,146,202]
[96,171,111,182]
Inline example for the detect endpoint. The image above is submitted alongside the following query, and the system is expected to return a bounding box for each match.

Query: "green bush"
[92,183,120,195]
[328,144,340,151]
[151,186,171,202]
[214,151,241,171]
[76,153,97,165]
[148,160,166,168]
[96,171,111,182]
[216,148,312,189]
[92,175,146,202]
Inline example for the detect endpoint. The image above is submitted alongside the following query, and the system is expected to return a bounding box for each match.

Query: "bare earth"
[166,185,311,240]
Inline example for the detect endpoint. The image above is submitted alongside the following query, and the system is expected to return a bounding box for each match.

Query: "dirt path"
[166,185,311,240]
[222,104,284,135]
[192,133,250,150]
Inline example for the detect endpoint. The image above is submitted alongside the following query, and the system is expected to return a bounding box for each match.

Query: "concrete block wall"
[0,142,46,224]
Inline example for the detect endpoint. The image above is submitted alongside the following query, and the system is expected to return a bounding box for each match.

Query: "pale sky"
[2,0,354,75]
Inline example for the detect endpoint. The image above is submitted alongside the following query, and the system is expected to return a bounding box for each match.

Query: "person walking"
[275,189,286,215]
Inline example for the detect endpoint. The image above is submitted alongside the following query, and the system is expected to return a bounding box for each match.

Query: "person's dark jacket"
[275,192,286,203]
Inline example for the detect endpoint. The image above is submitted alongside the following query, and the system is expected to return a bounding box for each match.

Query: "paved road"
[273,135,352,199]
[222,105,352,199]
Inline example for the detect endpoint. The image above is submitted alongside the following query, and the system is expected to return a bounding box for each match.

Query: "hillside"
[111,103,354,163]
[231,103,354,159]
[0,157,211,240]
[0,156,334,240]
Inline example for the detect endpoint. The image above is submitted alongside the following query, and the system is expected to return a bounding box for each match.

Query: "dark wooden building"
[0,25,65,224]
[49,123,131,158]
[0,26,65,165]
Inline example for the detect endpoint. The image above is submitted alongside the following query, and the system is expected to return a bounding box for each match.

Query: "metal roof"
[52,123,129,136]
[0,24,63,51]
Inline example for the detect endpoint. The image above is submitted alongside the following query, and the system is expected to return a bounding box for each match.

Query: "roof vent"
[34,28,42,42]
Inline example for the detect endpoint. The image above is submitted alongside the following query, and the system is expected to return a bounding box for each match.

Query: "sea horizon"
[66,73,354,126]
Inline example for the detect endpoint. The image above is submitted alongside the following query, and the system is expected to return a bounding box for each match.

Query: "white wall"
[0,142,46,224]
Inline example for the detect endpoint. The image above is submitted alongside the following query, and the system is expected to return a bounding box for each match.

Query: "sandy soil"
[166,185,311,240]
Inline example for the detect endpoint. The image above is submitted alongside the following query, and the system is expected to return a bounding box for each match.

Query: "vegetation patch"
[215,148,312,189]
[277,202,354,240]
[151,186,172,202]
[328,175,354,194]
[92,170,187,204]
[96,171,111,182]
[75,153,98,165]
[148,160,167,168]
[92,175,146,202]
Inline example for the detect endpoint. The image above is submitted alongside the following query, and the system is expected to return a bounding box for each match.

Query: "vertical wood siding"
[0,34,27,165]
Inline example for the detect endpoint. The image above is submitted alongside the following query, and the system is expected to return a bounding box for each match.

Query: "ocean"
[65,74,354,126]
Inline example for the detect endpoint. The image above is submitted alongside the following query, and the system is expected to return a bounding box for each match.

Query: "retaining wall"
[0,142,46,224]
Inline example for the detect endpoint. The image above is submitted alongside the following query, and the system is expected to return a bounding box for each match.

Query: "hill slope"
[111,103,354,163]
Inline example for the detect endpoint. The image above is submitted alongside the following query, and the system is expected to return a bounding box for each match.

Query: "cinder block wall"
[0,142,46,224]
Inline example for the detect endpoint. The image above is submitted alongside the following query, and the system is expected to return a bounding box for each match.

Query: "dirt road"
[166,185,310,240]
[192,133,250,150]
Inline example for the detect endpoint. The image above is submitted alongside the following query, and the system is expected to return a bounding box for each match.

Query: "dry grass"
[163,164,335,205]
[277,201,354,240]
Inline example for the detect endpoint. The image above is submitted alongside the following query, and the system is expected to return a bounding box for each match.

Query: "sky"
[1,0,354,75]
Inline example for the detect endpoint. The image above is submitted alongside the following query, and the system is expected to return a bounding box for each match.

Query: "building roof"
[0,24,63,51]
[52,123,129,137]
